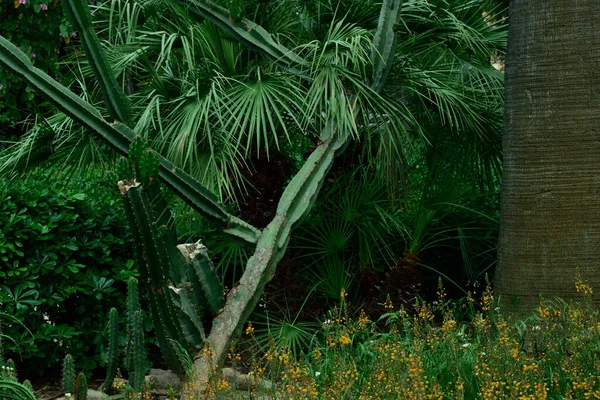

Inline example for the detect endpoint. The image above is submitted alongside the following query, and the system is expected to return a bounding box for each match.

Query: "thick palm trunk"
[496,0,600,313]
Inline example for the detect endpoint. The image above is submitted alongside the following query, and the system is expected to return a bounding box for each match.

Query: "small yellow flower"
[245,322,254,335]
[339,335,351,345]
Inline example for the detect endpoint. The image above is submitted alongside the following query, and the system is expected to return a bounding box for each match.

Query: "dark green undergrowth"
[0,173,136,375]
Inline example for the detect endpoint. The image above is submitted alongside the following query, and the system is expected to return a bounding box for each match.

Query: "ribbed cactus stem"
[104,308,120,392]
[75,372,88,400]
[63,354,75,394]
[22,380,33,393]
[0,380,37,400]
[60,0,131,124]
[120,181,187,375]
[129,310,147,395]
[371,0,402,92]
[125,278,140,375]
[187,1,402,392]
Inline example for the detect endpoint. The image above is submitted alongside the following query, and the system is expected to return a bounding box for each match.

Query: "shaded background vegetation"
[0,0,507,379]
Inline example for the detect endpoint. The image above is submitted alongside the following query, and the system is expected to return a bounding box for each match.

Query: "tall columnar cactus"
[104,308,120,392]
[121,180,187,376]
[60,0,131,124]
[0,0,401,397]
[63,354,75,395]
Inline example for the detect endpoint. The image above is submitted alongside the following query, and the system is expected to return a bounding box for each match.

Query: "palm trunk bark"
[496,0,600,313]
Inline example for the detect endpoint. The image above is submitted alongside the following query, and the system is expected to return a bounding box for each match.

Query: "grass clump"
[222,275,600,399]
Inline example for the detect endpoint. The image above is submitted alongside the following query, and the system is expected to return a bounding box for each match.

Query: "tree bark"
[496,0,600,313]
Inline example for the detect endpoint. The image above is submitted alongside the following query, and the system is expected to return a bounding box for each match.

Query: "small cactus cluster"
[63,354,88,400]
[102,278,149,398]
[0,323,37,400]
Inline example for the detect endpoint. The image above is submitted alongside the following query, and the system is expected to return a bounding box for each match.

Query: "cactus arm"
[60,0,132,124]
[371,0,402,92]
[0,35,133,153]
[189,130,351,391]
[188,1,402,390]
[0,35,260,245]
[187,244,225,315]
[178,0,306,73]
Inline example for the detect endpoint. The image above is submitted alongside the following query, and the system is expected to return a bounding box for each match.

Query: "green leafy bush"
[0,174,134,375]
[0,0,70,131]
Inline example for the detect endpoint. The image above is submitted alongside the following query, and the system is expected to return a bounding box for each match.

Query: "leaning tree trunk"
[496,0,600,314]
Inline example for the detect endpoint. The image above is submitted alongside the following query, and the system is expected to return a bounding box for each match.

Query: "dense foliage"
[0,174,134,375]
[0,0,508,387]
[0,0,71,136]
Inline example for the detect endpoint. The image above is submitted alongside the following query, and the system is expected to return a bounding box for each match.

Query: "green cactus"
[63,354,75,395]
[0,358,36,400]
[75,372,87,400]
[104,308,120,393]
[129,310,147,395]
[128,136,160,187]
[115,157,133,182]
[178,242,224,315]
[0,380,37,400]
[169,254,206,349]
[22,380,34,394]
[120,181,187,375]
[60,0,131,124]
[3,360,16,381]
[371,0,402,92]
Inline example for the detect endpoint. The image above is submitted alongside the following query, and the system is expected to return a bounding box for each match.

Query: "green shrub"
[0,0,71,134]
[0,173,134,375]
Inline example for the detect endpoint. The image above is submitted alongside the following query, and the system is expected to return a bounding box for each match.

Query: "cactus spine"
[104,308,120,392]
[63,354,75,395]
